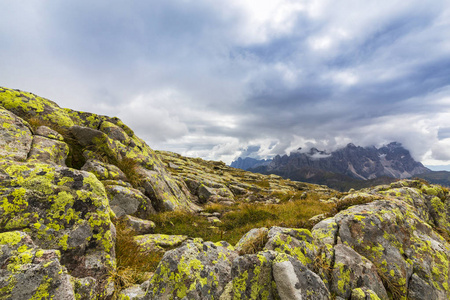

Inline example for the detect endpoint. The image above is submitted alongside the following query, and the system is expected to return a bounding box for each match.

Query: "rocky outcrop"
[2,86,450,299]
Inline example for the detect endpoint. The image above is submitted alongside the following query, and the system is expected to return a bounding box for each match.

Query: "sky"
[1,1,450,169]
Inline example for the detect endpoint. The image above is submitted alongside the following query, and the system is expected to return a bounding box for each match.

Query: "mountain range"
[231,142,440,191]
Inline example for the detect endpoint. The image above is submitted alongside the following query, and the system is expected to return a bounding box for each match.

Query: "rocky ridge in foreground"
[1,87,450,299]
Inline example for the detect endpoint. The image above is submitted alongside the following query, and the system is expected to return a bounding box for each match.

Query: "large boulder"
[144,239,238,299]
[313,195,450,299]
[0,231,75,299]
[0,159,115,295]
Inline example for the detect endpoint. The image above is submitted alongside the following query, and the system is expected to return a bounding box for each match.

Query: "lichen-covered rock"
[0,87,75,128]
[350,288,381,300]
[0,106,33,161]
[105,185,156,218]
[81,159,127,181]
[35,125,64,141]
[70,125,124,162]
[234,227,268,254]
[264,227,318,270]
[139,167,200,212]
[118,283,147,300]
[28,135,69,166]
[144,239,238,300]
[71,276,97,300]
[123,215,156,235]
[134,234,188,253]
[230,250,279,299]
[272,253,330,300]
[331,244,387,299]
[0,159,115,294]
[324,198,450,299]
[0,231,75,299]
[99,121,132,145]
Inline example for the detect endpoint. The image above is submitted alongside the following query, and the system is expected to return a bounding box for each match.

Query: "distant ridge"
[231,142,431,191]
[230,157,271,170]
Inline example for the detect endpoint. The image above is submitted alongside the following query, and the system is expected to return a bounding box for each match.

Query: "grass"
[149,192,335,246]
[111,220,164,296]
[115,157,144,188]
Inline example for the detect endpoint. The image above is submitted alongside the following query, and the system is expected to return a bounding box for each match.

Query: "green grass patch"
[150,194,335,246]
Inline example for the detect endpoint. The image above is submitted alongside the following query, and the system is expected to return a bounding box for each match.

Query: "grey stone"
[124,215,156,235]
[106,185,156,218]
[331,244,388,299]
[0,107,33,161]
[35,125,64,141]
[28,135,69,166]
[272,254,330,300]
[144,239,238,300]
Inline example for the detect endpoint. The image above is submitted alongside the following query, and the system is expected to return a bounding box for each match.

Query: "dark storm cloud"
[0,0,449,167]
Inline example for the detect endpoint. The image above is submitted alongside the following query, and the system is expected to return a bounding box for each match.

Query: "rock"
[264,227,318,270]
[28,135,69,166]
[35,125,64,141]
[140,167,198,212]
[134,234,189,253]
[309,213,327,224]
[331,198,450,299]
[0,160,115,294]
[331,244,388,299]
[230,251,278,299]
[105,185,156,218]
[0,231,76,299]
[234,227,268,255]
[71,276,97,300]
[123,215,156,235]
[99,120,131,145]
[198,184,214,203]
[70,125,123,162]
[350,288,381,300]
[0,87,75,128]
[118,283,147,300]
[272,253,330,300]
[81,159,127,181]
[207,216,221,224]
[0,107,33,161]
[144,239,237,299]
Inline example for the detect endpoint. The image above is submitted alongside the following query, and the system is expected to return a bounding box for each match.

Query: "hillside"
[1,87,450,299]
[414,171,450,187]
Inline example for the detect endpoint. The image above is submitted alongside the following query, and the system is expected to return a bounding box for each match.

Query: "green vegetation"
[149,192,335,246]
[114,157,144,188]
[112,220,163,294]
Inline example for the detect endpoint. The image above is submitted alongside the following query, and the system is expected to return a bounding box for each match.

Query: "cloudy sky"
[1,1,450,169]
